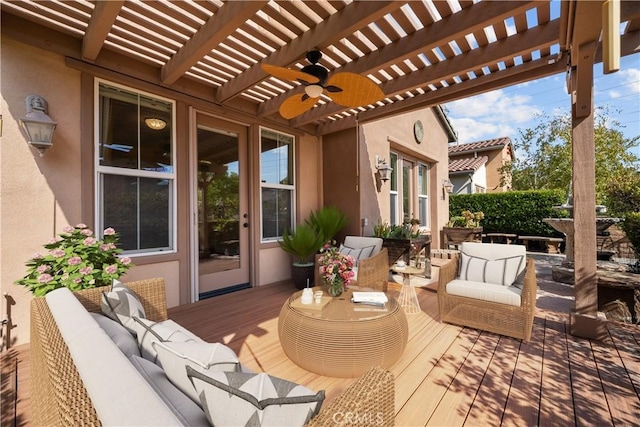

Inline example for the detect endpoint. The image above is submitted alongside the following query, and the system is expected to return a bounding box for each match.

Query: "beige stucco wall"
[1,38,83,347]
[359,108,450,248]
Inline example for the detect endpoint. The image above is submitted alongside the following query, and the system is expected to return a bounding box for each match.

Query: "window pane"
[261,129,293,185]
[262,188,292,239]
[419,197,428,227]
[98,84,173,172]
[402,162,410,219]
[390,153,398,191]
[418,164,428,196]
[390,193,398,225]
[102,174,171,252]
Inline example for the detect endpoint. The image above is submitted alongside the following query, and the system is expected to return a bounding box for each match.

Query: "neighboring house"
[448,137,515,194]
[1,30,454,346]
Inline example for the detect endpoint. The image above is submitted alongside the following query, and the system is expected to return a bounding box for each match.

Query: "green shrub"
[449,190,568,236]
[621,212,640,258]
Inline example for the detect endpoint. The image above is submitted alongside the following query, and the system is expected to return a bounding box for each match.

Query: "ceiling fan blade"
[279,93,318,119]
[261,63,320,84]
[325,72,385,107]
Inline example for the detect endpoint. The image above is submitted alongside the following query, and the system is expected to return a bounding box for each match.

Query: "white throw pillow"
[339,244,375,266]
[101,280,146,334]
[132,317,196,363]
[459,252,524,286]
[187,368,325,427]
[154,341,240,404]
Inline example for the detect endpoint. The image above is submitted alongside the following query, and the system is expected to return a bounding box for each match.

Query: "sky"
[443,51,640,161]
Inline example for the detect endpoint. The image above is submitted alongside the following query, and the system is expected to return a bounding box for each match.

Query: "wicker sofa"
[31,278,395,426]
[437,242,537,341]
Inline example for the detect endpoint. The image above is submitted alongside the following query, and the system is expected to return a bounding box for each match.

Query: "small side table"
[391,264,423,314]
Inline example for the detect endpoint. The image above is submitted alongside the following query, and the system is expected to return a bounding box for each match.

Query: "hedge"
[449,190,569,237]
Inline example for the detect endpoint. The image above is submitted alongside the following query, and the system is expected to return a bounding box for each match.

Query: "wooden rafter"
[83,1,125,60]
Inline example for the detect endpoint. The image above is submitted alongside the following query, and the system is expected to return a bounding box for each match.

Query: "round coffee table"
[278,288,408,378]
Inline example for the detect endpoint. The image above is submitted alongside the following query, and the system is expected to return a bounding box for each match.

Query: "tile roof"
[448,137,512,155]
[449,156,489,174]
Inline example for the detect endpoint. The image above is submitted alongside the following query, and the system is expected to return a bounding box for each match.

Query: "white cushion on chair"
[460,242,526,285]
[446,279,522,306]
[459,252,524,287]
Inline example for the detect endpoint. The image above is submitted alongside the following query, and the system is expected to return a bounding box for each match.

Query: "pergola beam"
[293,19,560,126]
[161,1,268,85]
[82,0,124,61]
[259,0,541,118]
[215,1,400,104]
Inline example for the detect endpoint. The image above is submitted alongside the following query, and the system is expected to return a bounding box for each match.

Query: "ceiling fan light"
[304,85,324,98]
[145,117,167,130]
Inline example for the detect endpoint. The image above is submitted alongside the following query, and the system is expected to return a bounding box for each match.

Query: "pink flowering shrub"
[15,224,133,296]
[317,241,355,294]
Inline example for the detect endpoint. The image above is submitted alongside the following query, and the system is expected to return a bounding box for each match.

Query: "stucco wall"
[1,38,83,347]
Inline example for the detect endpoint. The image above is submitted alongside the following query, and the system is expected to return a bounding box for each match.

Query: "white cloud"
[445,89,542,142]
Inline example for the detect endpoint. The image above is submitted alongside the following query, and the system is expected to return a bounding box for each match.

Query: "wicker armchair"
[437,243,537,341]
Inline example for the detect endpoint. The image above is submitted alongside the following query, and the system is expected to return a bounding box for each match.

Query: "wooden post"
[569,41,607,340]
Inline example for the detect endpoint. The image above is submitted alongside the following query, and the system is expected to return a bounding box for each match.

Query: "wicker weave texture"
[438,256,537,341]
[278,293,408,378]
[354,248,390,291]
[306,366,395,427]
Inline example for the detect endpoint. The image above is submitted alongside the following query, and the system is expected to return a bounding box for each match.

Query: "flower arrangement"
[446,210,484,228]
[317,242,355,296]
[15,224,133,296]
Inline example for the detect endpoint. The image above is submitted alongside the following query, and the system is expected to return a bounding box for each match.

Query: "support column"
[569,41,607,340]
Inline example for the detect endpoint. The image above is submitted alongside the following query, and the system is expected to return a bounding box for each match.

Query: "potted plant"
[442,210,484,248]
[306,206,347,243]
[317,242,355,297]
[279,224,324,289]
[375,218,431,265]
[15,224,133,296]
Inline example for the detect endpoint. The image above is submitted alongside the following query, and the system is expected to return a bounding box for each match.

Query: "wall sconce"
[442,178,454,199]
[375,156,393,182]
[20,95,57,156]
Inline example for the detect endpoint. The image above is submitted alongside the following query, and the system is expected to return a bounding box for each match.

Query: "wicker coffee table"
[278,288,409,378]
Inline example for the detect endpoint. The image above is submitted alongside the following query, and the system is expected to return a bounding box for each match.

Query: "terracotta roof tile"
[448,137,511,154]
[449,156,488,173]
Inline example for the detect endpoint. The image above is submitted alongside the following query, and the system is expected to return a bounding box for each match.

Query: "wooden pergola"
[2,0,639,338]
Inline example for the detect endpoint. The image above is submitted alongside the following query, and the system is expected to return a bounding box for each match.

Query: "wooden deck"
[3,259,639,426]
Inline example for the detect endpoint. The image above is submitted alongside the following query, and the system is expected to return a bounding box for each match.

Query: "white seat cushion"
[446,279,522,307]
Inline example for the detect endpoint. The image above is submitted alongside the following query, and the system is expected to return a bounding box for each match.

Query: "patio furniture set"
[30,239,536,426]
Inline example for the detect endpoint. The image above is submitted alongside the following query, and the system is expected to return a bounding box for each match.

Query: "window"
[389,152,399,225]
[418,163,429,228]
[96,81,175,254]
[260,128,294,241]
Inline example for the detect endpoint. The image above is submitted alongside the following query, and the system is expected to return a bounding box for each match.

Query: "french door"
[191,113,249,300]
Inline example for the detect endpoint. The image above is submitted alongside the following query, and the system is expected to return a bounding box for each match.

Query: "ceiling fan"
[261,50,385,119]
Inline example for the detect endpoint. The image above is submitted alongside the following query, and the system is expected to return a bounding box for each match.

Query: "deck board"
[4,261,640,427]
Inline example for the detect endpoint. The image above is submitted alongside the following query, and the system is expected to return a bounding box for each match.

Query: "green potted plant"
[306,206,347,243]
[15,224,133,296]
[442,210,484,248]
[279,224,324,289]
[376,218,430,265]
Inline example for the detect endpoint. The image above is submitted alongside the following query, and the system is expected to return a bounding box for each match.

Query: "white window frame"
[259,127,296,242]
[389,152,399,225]
[94,79,177,256]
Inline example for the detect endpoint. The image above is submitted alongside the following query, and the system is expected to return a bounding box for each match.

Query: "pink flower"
[76,223,87,229]
[83,237,96,246]
[103,228,116,236]
[105,264,117,274]
[99,244,110,252]
[37,274,53,283]
[62,225,74,233]
[51,249,65,258]
[72,278,82,284]
[120,257,132,265]
[80,229,93,236]
[68,257,82,266]
[32,252,44,259]
[36,265,51,273]
[79,266,93,275]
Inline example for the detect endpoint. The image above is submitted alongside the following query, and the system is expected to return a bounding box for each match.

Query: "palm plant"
[306,206,347,244]
[279,224,324,265]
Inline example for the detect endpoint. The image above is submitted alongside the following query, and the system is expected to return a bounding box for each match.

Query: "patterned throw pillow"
[459,252,524,286]
[101,280,146,334]
[187,368,325,427]
[132,317,197,363]
[154,341,240,404]
[90,312,140,358]
[338,244,376,266]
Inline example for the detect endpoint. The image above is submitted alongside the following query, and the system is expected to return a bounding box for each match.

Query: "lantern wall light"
[20,95,57,157]
[442,178,454,199]
[375,156,393,183]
